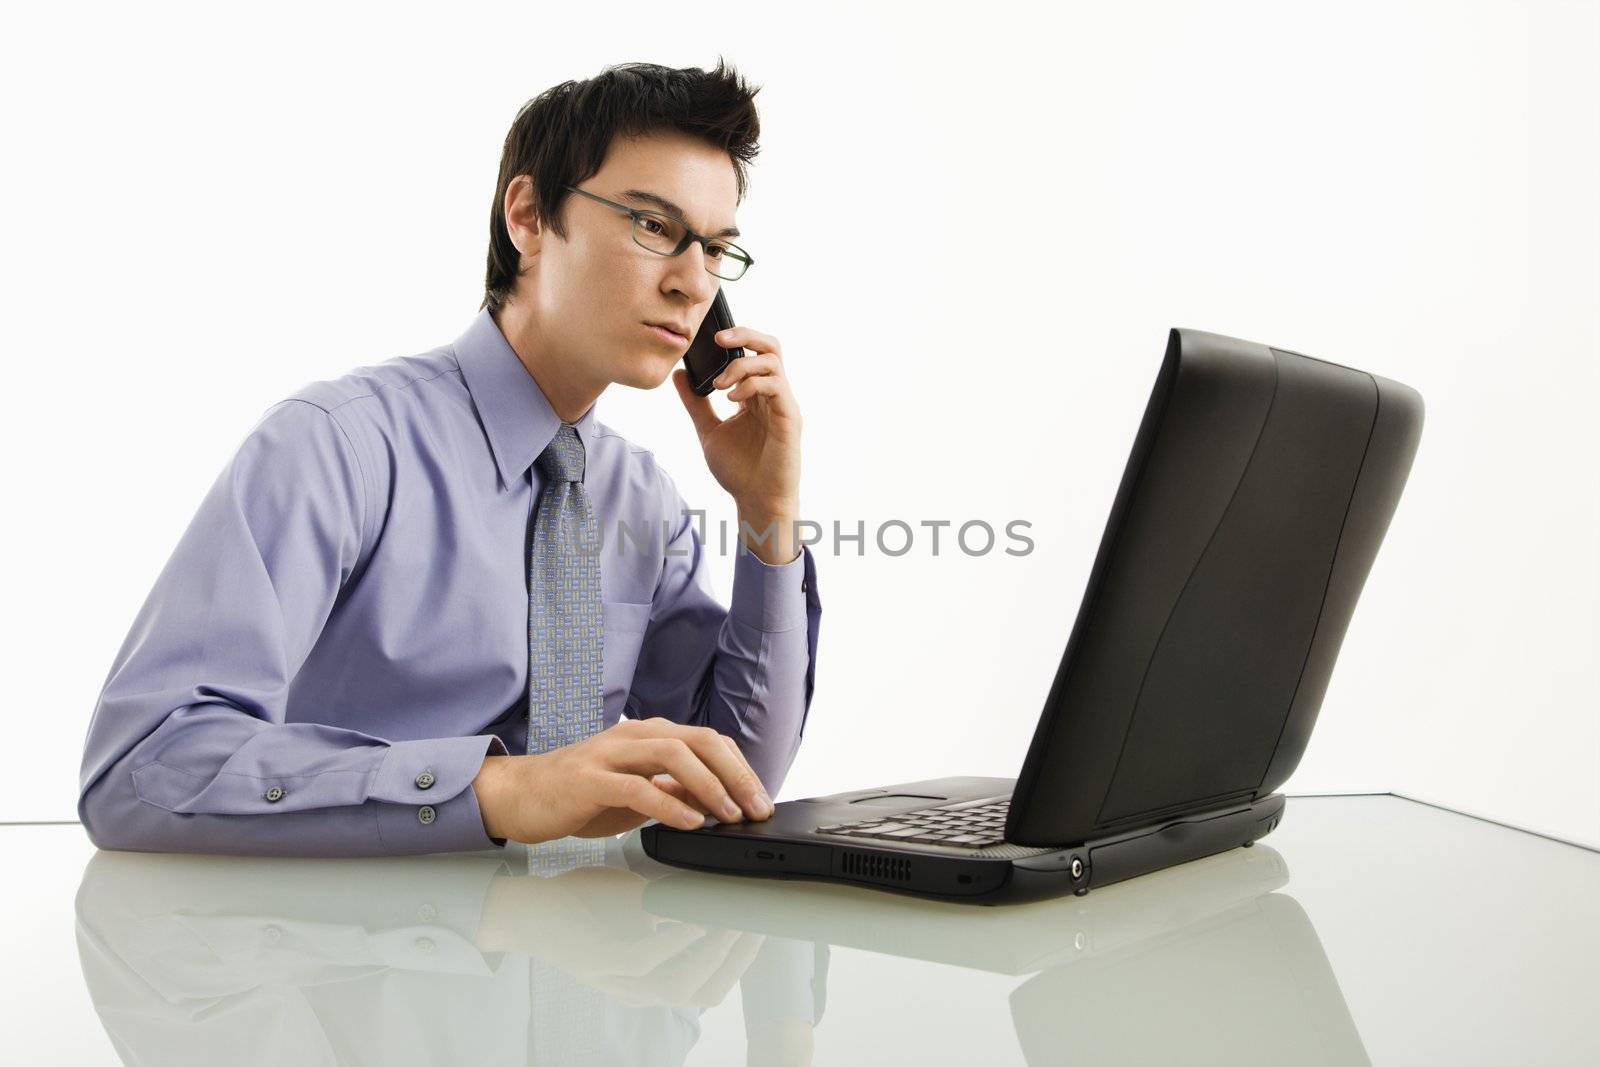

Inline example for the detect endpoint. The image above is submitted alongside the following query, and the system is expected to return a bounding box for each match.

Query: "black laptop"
[642,327,1424,904]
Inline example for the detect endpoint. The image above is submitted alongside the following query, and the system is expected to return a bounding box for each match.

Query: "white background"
[4,0,1596,846]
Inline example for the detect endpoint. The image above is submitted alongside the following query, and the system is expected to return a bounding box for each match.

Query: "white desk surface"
[3,795,1597,1065]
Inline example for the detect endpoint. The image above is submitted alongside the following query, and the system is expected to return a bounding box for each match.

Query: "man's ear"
[504,174,544,257]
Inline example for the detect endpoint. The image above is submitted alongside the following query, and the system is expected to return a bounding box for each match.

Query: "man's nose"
[663,242,719,303]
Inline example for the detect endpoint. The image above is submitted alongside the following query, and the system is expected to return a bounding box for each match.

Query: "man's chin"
[612,355,680,391]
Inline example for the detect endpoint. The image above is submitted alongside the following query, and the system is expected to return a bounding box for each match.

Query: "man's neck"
[491,302,602,425]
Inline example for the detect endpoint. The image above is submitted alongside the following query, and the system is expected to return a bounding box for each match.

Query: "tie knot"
[536,424,586,483]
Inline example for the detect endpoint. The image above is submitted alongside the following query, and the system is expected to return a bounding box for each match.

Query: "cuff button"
[418,805,437,825]
[264,786,285,803]
[414,771,436,790]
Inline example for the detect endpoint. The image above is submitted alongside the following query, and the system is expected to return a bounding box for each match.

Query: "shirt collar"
[452,308,600,489]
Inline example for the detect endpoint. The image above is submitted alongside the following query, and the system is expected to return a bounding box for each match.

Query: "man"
[77,60,821,856]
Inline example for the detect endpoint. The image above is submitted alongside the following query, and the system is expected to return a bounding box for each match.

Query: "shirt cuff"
[370,734,506,853]
[729,542,811,633]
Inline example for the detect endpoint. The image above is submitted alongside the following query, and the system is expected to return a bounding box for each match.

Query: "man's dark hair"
[482,58,762,315]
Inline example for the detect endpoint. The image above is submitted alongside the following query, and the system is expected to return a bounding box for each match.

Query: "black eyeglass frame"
[563,185,754,280]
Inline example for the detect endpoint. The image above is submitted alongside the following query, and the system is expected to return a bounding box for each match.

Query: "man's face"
[517,129,741,392]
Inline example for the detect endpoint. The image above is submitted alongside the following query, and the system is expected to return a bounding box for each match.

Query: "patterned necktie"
[527,423,605,756]
[524,425,610,1063]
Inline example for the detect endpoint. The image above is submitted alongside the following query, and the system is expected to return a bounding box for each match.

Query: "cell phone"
[683,288,744,396]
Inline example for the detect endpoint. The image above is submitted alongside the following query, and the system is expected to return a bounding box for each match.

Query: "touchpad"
[849,793,948,805]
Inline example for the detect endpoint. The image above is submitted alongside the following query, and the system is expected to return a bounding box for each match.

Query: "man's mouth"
[644,322,690,346]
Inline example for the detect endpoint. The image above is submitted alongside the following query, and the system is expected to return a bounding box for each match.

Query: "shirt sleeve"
[622,470,822,799]
[77,398,506,857]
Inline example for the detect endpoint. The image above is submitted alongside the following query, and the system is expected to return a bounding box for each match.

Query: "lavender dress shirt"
[77,309,821,857]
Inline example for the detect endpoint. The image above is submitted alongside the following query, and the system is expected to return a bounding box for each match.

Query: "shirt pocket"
[601,599,653,719]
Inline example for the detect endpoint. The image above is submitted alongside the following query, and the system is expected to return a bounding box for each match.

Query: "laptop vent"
[840,849,912,883]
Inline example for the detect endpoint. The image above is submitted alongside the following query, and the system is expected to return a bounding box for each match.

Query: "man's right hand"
[471,717,776,844]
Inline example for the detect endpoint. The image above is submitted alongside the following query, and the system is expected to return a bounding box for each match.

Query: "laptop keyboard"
[816,797,1011,849]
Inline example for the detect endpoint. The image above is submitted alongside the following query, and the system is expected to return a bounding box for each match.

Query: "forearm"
[735,500,800,567]
[703,625,811,799]
[700,544,820,798]
[625,482,822,800]
[80,709,505,857]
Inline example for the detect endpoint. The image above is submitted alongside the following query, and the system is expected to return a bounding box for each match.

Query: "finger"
[710,352,782,390]
[726,374,787,404]
[715,326,781,356]
[614,738,745,823]
[630,719,772,818]
[696,730,772,818]
[597,770,705,830]
[697,728,770,818]
[655,775,713,815]
[671,367,722,437]
[719,734,768,811]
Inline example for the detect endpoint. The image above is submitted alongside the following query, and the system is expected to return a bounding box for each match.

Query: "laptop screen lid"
[1007,328,1423,847]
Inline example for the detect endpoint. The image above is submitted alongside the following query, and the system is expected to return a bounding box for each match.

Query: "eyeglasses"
[563,185,754,281]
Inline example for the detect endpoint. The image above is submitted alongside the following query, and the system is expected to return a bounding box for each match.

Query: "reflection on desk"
[75,836,823,1066]
[75,832,1369,1065]
[646,843,1369,1065]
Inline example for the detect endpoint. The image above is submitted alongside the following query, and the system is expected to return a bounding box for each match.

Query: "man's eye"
[706,243,727,259]
[639,217,666,235]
